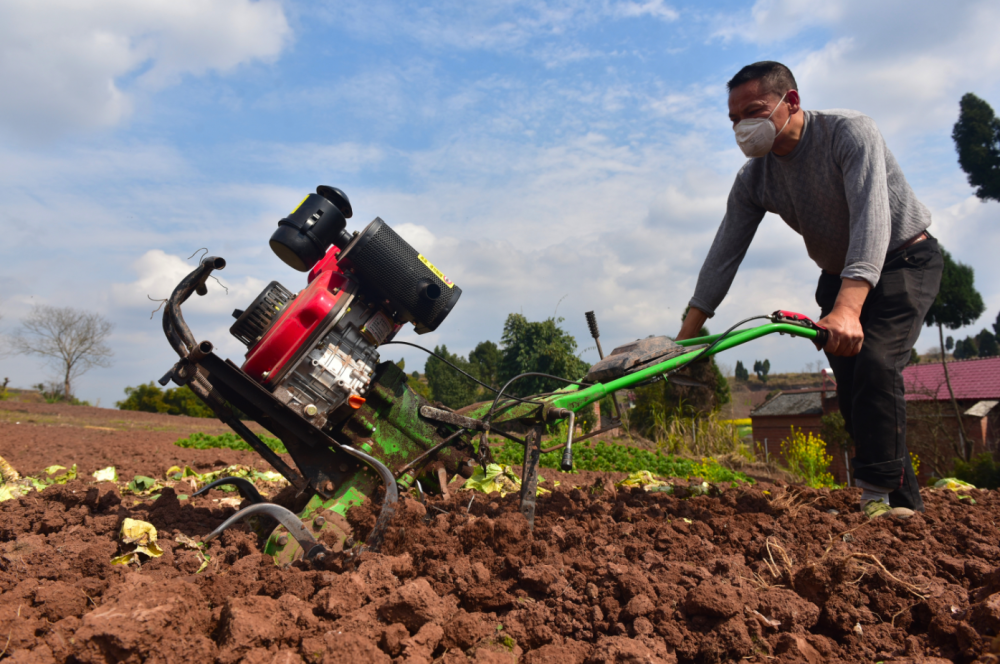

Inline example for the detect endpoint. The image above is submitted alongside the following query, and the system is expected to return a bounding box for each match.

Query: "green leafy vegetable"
[174,431,287,454]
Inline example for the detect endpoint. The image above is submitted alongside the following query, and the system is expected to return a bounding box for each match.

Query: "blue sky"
[2,0,999,405]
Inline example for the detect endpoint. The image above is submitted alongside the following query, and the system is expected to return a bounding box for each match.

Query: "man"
[676,61,942,518]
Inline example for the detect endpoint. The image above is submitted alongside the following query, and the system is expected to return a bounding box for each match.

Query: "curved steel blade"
[202,503,327,560]
[339,445,399,553]
[192,476,266,504]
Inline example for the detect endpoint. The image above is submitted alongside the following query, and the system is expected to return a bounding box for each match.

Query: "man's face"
[727,79,790,129]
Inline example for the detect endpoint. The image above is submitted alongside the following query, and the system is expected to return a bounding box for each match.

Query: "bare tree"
[10,305,114,399]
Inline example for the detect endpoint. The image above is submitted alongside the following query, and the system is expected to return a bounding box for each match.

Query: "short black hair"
[726,61,797,97]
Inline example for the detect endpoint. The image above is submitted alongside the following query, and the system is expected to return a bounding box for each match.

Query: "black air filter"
[337,218,461,333]
[230,281,293,346]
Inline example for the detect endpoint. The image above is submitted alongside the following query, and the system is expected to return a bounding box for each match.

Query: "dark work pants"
[815,237,943,511]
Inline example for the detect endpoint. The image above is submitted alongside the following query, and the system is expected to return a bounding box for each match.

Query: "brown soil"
[0,401,274,479]
[4,404,1000,663]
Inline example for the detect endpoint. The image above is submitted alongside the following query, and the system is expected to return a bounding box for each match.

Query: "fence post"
[764,438,769,464]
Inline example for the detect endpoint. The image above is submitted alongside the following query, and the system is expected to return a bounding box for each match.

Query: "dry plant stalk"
[844,553,928,599]
[768,486,820,517]
[762,537,794,583]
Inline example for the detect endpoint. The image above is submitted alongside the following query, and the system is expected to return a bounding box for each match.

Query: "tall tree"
[977,329,1000,357]
[753,359,770,383]
[924,248,985,460]
[953,93,1000,202]
[468,340,501,390]
[734,360,749,382]
[10,305,114,399]
[424,345,479,409]
[954,337,978,360]
[498,314,589,397]
[994,311,1000,338]
[946,335,954,351]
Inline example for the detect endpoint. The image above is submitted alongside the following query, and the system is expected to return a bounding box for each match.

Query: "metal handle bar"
[463,322,822,426]
[553,321,821,413]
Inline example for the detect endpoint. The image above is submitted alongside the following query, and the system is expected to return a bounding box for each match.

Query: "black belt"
[887,231,928,257]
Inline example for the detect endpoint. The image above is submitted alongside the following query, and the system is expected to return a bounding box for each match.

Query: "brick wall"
[751,414,853,485]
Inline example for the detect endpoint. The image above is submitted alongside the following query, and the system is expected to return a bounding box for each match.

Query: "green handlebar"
[548,322,819,414]
[462,322,821,424]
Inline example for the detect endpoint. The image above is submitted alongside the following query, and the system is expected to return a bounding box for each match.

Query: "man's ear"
[786,89,801,114]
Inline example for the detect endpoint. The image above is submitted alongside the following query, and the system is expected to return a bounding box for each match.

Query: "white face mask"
[734,92,790,158]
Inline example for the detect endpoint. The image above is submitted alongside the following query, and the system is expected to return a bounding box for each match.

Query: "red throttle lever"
[769,310,829,349]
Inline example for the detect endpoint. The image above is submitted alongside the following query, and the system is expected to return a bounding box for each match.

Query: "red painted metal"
[243,266,349,385]
[308,247,341,283]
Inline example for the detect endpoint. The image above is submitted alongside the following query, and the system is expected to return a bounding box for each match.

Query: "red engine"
[228,186,461,429]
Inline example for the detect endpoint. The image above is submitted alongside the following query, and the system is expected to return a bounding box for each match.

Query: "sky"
[1,0,999,406]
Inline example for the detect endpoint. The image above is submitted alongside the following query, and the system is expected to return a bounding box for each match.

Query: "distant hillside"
[721,372,831,419]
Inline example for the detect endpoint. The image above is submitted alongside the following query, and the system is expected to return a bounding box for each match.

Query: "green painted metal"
[459,322,819,424]
[331,485,367,516]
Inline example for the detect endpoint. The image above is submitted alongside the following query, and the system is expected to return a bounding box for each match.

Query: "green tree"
[163,386,214,417]
[953,93,1000,202]
[497,314,589,397]
[424,345,480,409]
[468,340,501,390]
[118,382,169,413]
[924,248,985,460]
[977,329,1000,357]
[734,360,749,382]
[946,335,954,351]
[993,311,1000,338]
[753,359,771,383]
[909,348,920,365]
[117,382,214,418]
[407,373,433,402]
[954,337,977,360]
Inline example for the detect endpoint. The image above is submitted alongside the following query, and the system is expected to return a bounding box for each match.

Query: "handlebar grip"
[815,327,830,349]
[560,446,573,472]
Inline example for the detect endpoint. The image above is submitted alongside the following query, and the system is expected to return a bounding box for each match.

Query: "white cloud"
[110,249,269,315]
[0,0,291,139]
[714,0,842,43]
[613,0,678,21]
[324,0,677,54]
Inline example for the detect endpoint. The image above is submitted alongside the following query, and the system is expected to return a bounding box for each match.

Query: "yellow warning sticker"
[418,254,455,288]
[291,195,309,215]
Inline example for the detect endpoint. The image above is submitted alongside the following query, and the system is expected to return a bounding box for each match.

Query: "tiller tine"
[203,503,330,563]
[193,477,266,504]
[201,445,399,564]
[338,444,399,554]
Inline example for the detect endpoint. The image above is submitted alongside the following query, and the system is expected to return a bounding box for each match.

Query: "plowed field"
[2,401,1000,663]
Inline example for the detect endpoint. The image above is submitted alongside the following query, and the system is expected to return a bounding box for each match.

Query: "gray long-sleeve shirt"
[689,109,931,317]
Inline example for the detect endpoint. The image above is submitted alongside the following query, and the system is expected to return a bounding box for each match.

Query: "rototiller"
[159,185,828,565]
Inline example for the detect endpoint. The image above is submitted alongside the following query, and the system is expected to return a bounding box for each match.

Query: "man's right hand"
[677,307,710,341]
[817,277,871,356]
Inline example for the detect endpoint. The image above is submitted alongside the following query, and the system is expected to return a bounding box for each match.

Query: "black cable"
[381,340,537,405]
[667,315,771,377]
[483,371,592,429]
